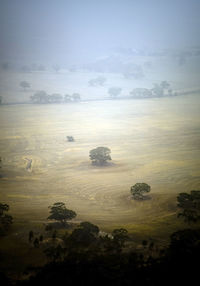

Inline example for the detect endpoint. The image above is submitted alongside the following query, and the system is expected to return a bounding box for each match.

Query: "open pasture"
[0,94,200,238]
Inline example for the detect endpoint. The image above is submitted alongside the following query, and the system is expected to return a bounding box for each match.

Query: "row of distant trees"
[88,78,176,99]
[130,81,177,98]
[30,91,81,104]
[1,62,61,73]
[108,81,177,99]
[0,80,176,106]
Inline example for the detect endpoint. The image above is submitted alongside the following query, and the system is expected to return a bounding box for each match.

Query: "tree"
[47,202,77,226]
[52,230,57,240]
[29,230,34,242]
[151,83,164,97]
[112,228,129,249]
[20,81,30,91]
[0,203,13,235]
[130,88,152,98]
[33,238,39,248]
[169,229,200,256]
[66,136,75,142]
[160,81,170,90]
[44,244,63,262]
[79,221,99,235]
[177,190,200,223]
[64,94,72,102]
[88,76,106,86]
[71,93,81,102]
[49,94,63,103]
[108,87,122,99]
[130,183,151,200]
[89,147,112,166]
[30,91,48,104]
[67,222,99,248]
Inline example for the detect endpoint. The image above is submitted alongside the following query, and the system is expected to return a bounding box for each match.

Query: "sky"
[0,0,200,64]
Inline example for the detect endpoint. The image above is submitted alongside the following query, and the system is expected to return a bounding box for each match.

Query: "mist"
[1,0,200,65]
[0,1,200,285]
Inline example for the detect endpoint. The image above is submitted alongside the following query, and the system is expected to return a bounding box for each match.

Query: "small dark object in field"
[25,158,32,171]
[29,230,34,242]
[33,238,39,248]
[67,136,75,142]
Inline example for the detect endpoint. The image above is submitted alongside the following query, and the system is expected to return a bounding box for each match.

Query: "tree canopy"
[89,147,112,166]
[88,76,106,86]
[20,81,30,91]
[67,221,100,248]
[130,183,151,200]
[47,202,76,226]
[177,190,200,223]
[108,87,122,98]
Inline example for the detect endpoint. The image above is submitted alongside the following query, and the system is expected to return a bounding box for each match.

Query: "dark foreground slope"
[1,228,199,286]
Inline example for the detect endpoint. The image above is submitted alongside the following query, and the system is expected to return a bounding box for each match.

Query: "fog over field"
[0,0,200,283]
[0,95,200,227]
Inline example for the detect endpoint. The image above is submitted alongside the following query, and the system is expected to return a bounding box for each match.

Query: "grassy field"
[0,94,200,226]
[0,94,200,276]
[0,95,200,277]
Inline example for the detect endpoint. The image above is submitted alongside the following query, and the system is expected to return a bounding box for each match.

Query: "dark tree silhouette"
[89,147,112,166]
[67,221,100,248]
[0,203,13,235]
[112,228,129,250]
[47,202,77,226]
[177,190,200,223]
[29,230,34,242]
[130,183,151,200]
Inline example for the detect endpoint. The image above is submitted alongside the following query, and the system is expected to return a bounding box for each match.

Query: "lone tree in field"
[177,190,200,223]
[89,147,112,166]
[47,202,77,226]
[130,183,151,200]
[20,81,31,91]
[108,87,122,99]
[66,136,75,142]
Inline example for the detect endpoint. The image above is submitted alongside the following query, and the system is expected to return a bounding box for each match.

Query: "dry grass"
[0,95,200,235]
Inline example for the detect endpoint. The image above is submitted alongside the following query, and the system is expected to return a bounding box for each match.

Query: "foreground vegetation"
[1,188,200,285]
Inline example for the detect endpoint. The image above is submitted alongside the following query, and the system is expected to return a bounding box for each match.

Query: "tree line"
[30,91,81,104]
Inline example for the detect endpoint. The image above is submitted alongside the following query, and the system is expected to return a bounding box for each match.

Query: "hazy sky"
[0,0,200,64]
